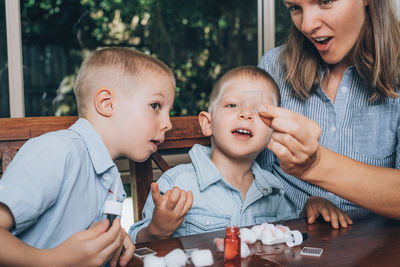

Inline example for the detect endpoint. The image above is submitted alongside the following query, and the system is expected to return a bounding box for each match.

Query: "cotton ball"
[164,248,188,267]
[240,228,257,244]
[143,255,166,267]
[251,222,272,240]
[275,225,290,239]
[191,249,214,267]
[241,241,251,258]
[250,224,264,240]
[214,238,224,252]
[260,223,277,245]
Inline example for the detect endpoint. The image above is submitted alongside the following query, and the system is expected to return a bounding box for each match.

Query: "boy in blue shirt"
[129,66,352,243]
[0,47,180,266]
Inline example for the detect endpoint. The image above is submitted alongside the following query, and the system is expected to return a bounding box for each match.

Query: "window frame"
[5,0,24,117]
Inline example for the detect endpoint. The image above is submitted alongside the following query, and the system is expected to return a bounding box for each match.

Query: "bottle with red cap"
[224,226,241,266]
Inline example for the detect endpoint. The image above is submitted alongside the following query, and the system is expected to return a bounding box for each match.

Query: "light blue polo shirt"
[129,144,298,242]
[0,118,126,249]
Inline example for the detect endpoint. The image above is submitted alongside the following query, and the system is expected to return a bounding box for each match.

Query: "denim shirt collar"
[189,144,282,194]
[189,144,221,191]
[251,161,283,196]
[68,118,115,175]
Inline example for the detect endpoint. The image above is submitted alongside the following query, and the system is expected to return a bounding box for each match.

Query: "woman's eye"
[287,5,300,12]
[320,0,334,7]
[150,103,161,111]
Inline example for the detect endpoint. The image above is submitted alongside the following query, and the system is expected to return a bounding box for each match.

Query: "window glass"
[20,0,258,117]
[0,0,10,118]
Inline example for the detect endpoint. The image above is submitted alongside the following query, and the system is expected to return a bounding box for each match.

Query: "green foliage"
[20,0,289,116]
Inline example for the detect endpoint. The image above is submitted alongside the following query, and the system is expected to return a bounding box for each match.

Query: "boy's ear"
[94,88,114,117]
[198,111,213,137]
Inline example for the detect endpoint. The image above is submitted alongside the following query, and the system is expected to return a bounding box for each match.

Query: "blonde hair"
[74,47,175,116]
[282,0,400,100]
[208,66,280,113]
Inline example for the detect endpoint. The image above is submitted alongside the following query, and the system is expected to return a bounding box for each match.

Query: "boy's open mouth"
[232,128,253,137]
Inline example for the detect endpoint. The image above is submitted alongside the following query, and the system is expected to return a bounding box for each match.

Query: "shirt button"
[341,86,348,93]
[103,173,111,180]
[330,126,337,133]
[204,221,211,226]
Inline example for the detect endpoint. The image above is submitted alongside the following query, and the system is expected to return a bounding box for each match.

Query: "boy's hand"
[50,218,126,266]
[303,196,353,229]
[109,227,135,267]
[147,183,193,239]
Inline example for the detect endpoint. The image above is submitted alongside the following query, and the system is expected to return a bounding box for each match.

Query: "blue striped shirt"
[257,46,400,212]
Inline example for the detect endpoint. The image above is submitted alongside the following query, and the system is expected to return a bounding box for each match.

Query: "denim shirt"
[0,118,126,249]
[129,144,298,242]
[257,46,400,212]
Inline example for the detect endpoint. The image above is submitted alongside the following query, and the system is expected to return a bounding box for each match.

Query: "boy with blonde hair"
[0,47,184,266]
[130,66,352,243]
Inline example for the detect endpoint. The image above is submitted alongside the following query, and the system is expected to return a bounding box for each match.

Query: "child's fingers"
[109,245,123,267]
[165,187,181,209]
[345,213,353,225]
[151,183,162,206]
[174,190,193,216]
[318,206,332,223]
[172,190,188,214]
[325,207,340,229]
[306,205,317,224]
[182,191,193,214]
[336,208,352,228]
[84,219,109,239]
[118,234,135,267]
[94,219,124,260]
[337,212,349,228]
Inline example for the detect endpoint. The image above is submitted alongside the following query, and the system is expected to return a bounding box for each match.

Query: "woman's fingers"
[268,132,307,162]
[260,104,322,176]
[259,104,321,147]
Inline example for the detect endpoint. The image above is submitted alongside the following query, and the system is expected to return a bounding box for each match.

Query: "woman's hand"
[258,104,322,178]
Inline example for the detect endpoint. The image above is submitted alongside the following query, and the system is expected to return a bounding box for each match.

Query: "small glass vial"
[224,226,241,266]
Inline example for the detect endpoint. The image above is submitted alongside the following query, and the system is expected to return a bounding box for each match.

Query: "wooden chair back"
[0,116,210,220]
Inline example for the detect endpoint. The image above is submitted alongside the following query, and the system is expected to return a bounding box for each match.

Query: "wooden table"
[127,212,400,266]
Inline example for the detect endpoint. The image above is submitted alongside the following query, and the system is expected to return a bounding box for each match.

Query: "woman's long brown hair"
[281,0,400,100]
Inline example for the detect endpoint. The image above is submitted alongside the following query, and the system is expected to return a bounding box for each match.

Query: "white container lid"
[103,200,122,216]
[286,230,303,247]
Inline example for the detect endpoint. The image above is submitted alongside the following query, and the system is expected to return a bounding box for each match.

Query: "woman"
[257,0,400,221]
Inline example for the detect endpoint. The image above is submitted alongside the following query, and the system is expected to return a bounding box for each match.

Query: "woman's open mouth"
[313,37,333,52]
